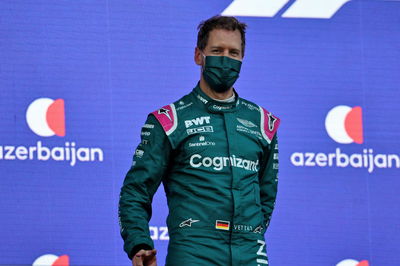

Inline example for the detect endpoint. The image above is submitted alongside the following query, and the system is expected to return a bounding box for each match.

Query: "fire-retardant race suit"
[119,84,280,266]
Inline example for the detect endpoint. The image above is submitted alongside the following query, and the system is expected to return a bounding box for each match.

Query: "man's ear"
[194,47,204,66]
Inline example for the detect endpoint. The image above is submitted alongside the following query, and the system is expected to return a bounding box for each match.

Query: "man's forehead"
[207,29,242,49]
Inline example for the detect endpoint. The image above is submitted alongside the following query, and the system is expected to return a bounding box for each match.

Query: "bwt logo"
[290,105,400,173]
[325,105,363,144]
[33,254,69,266]
[0,98,104,166]
[26,98,66,137]
[222,0,351,19]
[185,116,211,128]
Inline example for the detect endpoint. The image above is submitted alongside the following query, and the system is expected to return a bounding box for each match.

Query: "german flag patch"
[215,220,230,231]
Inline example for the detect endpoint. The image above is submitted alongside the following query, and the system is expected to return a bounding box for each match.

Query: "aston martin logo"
[237,118,257,128]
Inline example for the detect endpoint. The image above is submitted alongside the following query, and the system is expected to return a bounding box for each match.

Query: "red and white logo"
[26,98,65,137]
[290,105,399,172]
[336,259,369,266]
[32,254,69,266]
[325,105,363,144]
[1,98,105,166]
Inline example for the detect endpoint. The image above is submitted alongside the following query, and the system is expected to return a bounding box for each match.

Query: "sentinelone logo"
[290,105,400,173]
[222,0,352,19]
[0,98,104,166]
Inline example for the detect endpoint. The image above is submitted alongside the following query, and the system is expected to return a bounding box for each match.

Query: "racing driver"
[119,15,281,266]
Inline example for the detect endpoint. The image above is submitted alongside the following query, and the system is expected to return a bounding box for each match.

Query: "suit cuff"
[130,244,153,260]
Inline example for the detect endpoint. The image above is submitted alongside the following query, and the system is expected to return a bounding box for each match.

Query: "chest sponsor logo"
[176,102,193,111]
[185,116,211,128]
[187,126,214,135]
[241,101,259,111]
[188,135,216,147]
[211,104,234,111]
[197,94,208,104]
[190,154,259,172]
[237,125,262,139]
[237,118,257,128]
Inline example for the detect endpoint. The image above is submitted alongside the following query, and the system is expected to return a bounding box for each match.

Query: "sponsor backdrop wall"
[1,1,399,265]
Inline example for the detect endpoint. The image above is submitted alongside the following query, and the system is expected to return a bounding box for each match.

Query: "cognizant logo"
[290,106,400,173]
[0,98,104,166]
[190,154,259,172]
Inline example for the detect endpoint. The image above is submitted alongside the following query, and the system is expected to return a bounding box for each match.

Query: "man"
[119,15,280,266]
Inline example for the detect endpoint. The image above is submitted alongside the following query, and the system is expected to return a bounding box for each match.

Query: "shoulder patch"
[151,104,178,136]
[259,106,280,144]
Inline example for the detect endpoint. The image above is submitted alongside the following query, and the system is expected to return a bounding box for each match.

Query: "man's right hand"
[132,249,157,266]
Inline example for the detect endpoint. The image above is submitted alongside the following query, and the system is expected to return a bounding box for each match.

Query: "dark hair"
[197,15,247,56]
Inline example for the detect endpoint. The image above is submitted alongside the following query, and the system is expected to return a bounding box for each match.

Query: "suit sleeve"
[118,114,171,259]
[258,134,279,229]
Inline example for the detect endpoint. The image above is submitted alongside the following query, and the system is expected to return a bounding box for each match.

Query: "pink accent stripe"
[151,105,175,133]
[262,108,280,141]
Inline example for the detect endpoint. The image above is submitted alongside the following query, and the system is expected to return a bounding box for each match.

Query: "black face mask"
[202,55,242,93]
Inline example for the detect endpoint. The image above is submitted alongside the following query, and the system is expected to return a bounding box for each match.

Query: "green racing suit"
[119,83,280,266]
